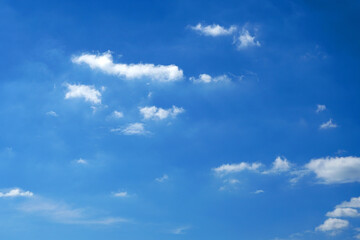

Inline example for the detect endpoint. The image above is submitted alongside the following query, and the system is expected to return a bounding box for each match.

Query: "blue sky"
[1,0,360,239]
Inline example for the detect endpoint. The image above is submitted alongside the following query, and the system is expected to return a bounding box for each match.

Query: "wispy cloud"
[139,106,184,120]
[72,51,183,82]
[111,110,124,119]
[320,119,337,129]
[75,158,87,165]
[316,104,326,113]
[111,123,148,135]
[46,111,58,117]
[155,174,169,183]
[253,189,264,194]
[190,23,236,37]
[213,162,262,175]
[189,74,231,83]
[113,191,128,198]
[65,83,101,104]
[262,156,291,174]
[234,28,261,49]
[171,226,191,235]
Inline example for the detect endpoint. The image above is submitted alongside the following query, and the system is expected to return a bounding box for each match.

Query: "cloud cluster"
[0,188,33,198]
[316,104,326,113]
[139,106,184,120]
[320,119,337,129]
[234,29,261,49]
[65,84,101,104]
[213,162,262,175]
[72,52,183,82]
[190,23,237,37]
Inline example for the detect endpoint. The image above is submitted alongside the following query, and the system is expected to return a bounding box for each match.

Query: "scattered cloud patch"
[316,104,326,113]
[155,174,169,183]
[65,84,101,104]
[0,188,33,198]
[112,110,124,119]
[213,162,262,175]
[75,158,87,165]
[235,29,261,49]
[111,123,148,135]
[316,218,349,233]
[72,51,183,82]
[139,106,184,120]
[190,23,236,37]
[190,74,231,83]
[320,119,337,129]
[171,226,190,235]
[113,191,128,198]
[46,111,58,117]
[263,156,291,174]
[254,189,264,194]
[306,156,360,184]
[336,197,360,209]
[326,208,360,218]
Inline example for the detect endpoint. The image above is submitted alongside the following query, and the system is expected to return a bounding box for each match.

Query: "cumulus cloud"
[235,29,261,49]
[263,156,291,174]
[326,208,360,218]
[111,123,148,135]
[65,84,101,104]
[320,119,337,129]
[316,104,326,113]
[190,23,236,37]
[189,74,231,83]
[139,106,184,120]
[0,188,33,198]
[306,156,360,184]
[72,51,183,82]
[155,174,169,183]
[316,218,349,232]
[336,197,360,209]
[213,162,262,175]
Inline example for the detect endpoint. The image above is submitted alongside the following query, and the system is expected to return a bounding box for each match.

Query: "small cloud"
[111,123,148,135]
[155,174,169,183]
[316,104,326,113]
[171,226,190,235]
[326,207,360,218]
[316,218,349,233]
[139,106,184,120]
[0,188,34,198]
[320,119,337,129]
[254,189,264,194]
[113,191,128,198]
[190,23,236,37]
[189,74,231,84]
[46,111,58,117]
[263,156,291,174]
[213,162,262,176]
[112,110,124,119]
[75,158,87,165]
[235,28,260,49]
[336,196,360,209]
[65,83,101,104]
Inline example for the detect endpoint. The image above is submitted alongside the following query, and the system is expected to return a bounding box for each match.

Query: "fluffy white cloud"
[113,192,128,197]
[263,156,291,174]
[190,23,236,37]
[111,123,148,135]
[189,74,231,83]
[72,51,183,82]
[326,208,360,218]
[306,156,360,184]
[316,218,349,232]
[46,111,58,117]
[155,174,169,183]
[139,106,184,120]
[235,29,261,49]
[316,104,326,113]
[65,84,101,104]
[320,119,337,129]
[0,188,33,198]
[213,162,262,175]
[336,197,360,209]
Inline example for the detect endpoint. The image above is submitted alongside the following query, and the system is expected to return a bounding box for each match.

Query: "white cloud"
[235,29,261,49]
[189,74,231,83]
[0,188,33,198]
[316,104,326,113]
[46,111,58,117]
[326,208,360,218]
[65,84,101,104]
[171,226,190,235]
[213,162,262,175]
[112,110,124,119]
[72,51,183,82]
[263,156,291,174]
[155,174,169,183]
[75,158,87,165]
[336,197,360,209]
[190,23,236,37]
[111,123,148,135]
[320,119,337,129]
[306,156,360,184]
[316,218,349,232]
[139,106,184,120]
[254,189,264,194]
[113,191,128,197]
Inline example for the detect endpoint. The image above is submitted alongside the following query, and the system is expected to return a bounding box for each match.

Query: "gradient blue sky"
[1,0,360,239]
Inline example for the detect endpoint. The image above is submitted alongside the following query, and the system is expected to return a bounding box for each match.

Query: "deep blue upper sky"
[1,0,360,239]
